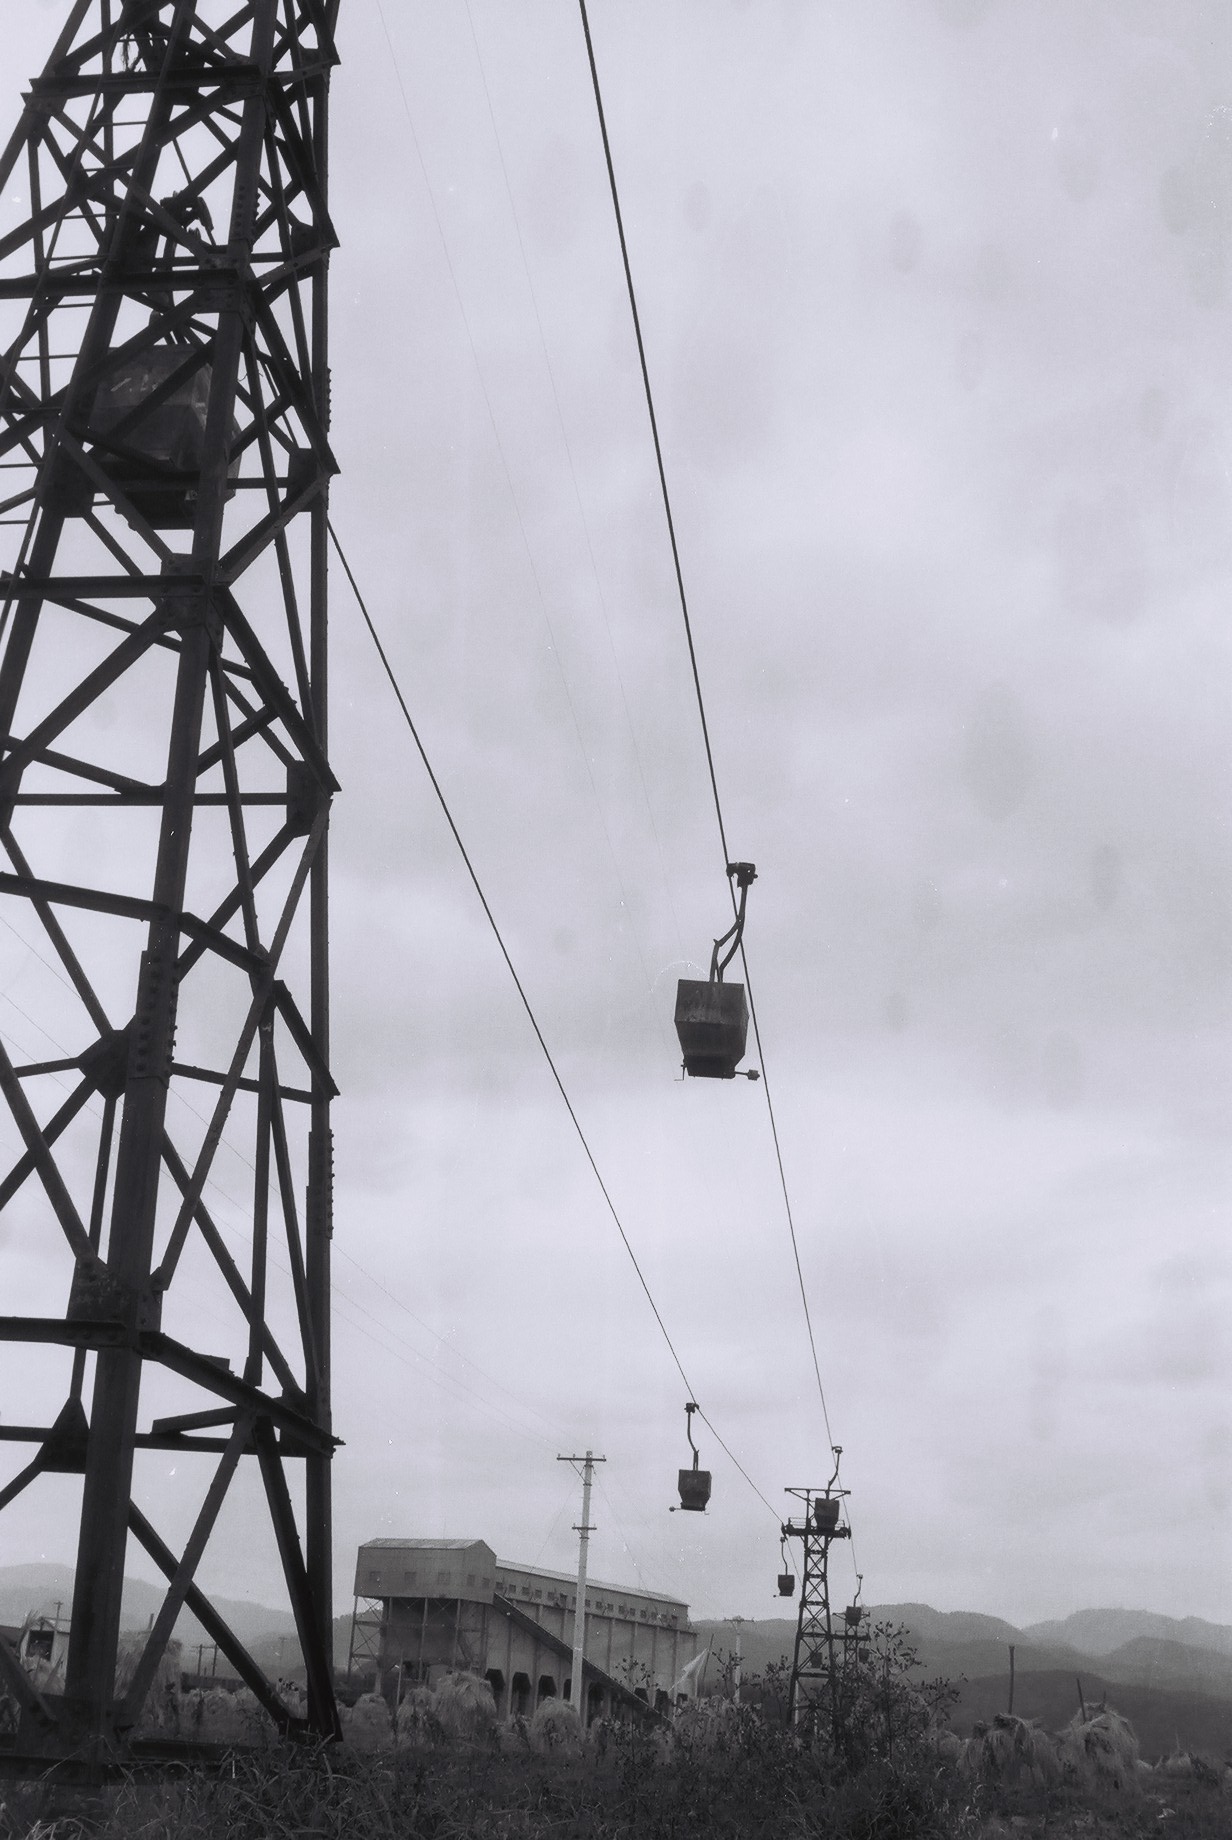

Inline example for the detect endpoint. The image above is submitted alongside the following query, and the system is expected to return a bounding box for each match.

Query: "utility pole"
[558,1451,605,1720]
[724,1616,747,1704]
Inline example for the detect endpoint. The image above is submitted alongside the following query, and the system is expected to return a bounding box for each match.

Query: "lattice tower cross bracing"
[0,0,340,1756]
[782,1487,852,1728]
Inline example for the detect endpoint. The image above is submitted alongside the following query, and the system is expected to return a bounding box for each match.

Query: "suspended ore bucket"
[777,1573,796,1598]
[674,979,750,1079]
[87,347,235,527]
[812,1498,841,1533]
[677,1466,712,1512]
[844,1606,865,1627]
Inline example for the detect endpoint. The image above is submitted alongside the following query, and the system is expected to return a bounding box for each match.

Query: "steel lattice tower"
[782,1478,852,1730]
[0,0,340,1760]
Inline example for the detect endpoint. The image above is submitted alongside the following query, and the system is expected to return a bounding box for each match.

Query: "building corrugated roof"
[359,1537,491,1552]
[356,1538,689,1614]
[495,1558,687,1609]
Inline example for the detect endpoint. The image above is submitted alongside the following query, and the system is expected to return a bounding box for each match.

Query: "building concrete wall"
[492,1559,695,1696]
[352,1537,699,1715]
[355,1539,496,1605]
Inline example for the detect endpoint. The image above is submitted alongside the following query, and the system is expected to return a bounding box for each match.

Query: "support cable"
[576,0,727,866]
[738,941,835,1448]
[329,518,780,1521]
[577,0,836,1449]
[370,0,669,1031]
[328,518,684,1377]
[327,526,783,1516]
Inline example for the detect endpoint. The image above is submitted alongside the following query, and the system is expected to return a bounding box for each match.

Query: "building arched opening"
[536,1675,557,1706]
[485,1668,505,1716]
[510,1672,531,1717]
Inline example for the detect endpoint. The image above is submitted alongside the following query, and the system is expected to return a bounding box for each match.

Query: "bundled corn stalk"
[395,1684,442,1749]
[1059,1706,1139,1791]
[274,1679,307,1722]
[529,1698,583,1756]
[498,1712,533,1756]
[673,1699,740,1751]
[961,1713,1061,1787]
[586,1713,619,1760]
[926,1722,963,1763]
[23,1653,65,1697]
[113,1635,182,1734]
[189,1685,273,1746]
[341,1689,393,1752]
[432,1669,497,1744]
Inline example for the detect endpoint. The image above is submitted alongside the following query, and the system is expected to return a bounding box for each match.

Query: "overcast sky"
[2,0,1229,1633]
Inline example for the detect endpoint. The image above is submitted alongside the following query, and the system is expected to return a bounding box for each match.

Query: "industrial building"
[350,1539,699,1720]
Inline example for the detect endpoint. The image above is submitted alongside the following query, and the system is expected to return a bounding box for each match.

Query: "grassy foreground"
[1,1724,1229,1840]
[3,1632,1228,1838]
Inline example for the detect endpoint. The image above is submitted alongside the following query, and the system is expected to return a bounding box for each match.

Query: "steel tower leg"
[0,0,342,1762]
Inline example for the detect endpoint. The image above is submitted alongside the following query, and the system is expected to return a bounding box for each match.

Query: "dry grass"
[1,1727,1230,1840]
[2,1642,1227,1840]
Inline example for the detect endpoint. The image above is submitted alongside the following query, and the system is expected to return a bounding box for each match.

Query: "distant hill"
[1,1568,370,1683]
[690,1609,1081,1687]
[1023,1609,1232,1661]
[0,1563,297,1651]
[248,1612,355,1680]
[1099,1637,1232,1700]
[692,1606,1232,1757]
[868,1603,1024,1648]
[8,1565,1230,1748]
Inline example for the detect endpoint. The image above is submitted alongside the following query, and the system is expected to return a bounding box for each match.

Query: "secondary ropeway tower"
[0,0,340,1761]
[782,1449,856,1730]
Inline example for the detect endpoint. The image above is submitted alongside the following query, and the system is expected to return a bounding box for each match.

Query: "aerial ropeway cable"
[577,2,858,1587]
[330,521,786,1533]
[350,0,857,1568]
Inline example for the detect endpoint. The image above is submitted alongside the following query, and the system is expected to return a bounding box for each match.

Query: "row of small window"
[366,1571,492,1590]
[495,1579,677,1625]
[504,1582,568,1607]
[366,1569,677,1628]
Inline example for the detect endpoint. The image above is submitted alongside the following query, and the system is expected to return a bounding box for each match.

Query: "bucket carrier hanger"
[674,863,760,1080]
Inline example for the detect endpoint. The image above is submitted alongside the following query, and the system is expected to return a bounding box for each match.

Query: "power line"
[328,518,781,1526]
[576,0,836,1452]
